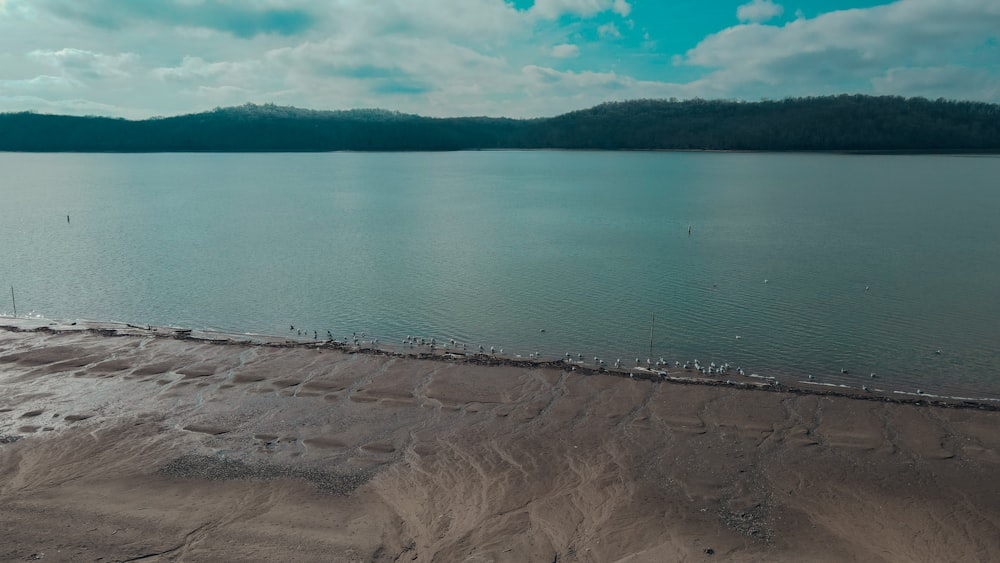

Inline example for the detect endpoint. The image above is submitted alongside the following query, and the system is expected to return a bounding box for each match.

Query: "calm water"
[1,151,998,399]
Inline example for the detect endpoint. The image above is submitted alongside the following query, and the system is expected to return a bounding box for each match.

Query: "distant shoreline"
[3,96,999,153]
[2,148,1000,155]
[3,316,996,412]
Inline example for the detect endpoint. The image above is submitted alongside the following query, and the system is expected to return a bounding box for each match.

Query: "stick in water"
[10,286,15,317]
[649,312,654,359]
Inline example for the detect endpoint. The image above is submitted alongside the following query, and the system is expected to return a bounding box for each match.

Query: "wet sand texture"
[1,325,998,562]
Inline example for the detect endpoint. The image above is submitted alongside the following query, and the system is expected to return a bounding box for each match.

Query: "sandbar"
[1,319,998,562]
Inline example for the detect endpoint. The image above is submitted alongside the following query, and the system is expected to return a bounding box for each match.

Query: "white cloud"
[367,0,527,42]
[519,65,679,98]
[531,0,631,20]
[25,0,321,38]
[268,34,506,85]
[136,2,528,114]
[515,64,683,113]
[186,84,255,101]
[2,0,999,118]
[551,43,580,58]
[0,0,27,17]
[873,65,1000,101]
[737,0,783,23]
[612,0,631,17]
[153,56,260,82]
[522,65,623,86]
[28,48,139,80]
[0,94,142,116]
[598,22,621,39]
[679,0,1000,101]
[262,34,513,114]
[1,74,78,90]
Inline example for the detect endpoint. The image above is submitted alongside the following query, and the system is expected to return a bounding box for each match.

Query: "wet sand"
[1,320,998,562]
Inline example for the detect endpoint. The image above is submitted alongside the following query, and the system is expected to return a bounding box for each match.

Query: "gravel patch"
[157,454,372,495]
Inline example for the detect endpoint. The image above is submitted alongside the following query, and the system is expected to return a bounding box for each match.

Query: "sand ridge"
[0,322,998,562]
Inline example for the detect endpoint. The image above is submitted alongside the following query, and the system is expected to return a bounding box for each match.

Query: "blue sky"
[0,0,997,118]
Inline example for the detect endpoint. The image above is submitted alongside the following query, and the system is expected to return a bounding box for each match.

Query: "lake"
[1,151,998,399]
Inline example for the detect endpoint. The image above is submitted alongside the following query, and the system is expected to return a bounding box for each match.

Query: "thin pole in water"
[10,286,15,317]
[649,313,654,359]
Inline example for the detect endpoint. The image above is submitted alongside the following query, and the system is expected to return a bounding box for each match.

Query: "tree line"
[1,95,998,152]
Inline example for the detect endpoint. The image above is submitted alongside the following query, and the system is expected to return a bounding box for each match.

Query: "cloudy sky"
[0,0,997,118]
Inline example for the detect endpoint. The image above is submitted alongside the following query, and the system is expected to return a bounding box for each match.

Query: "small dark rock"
[704,548,715,555]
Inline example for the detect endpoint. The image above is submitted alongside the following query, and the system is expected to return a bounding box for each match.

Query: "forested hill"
[2,95,999,152]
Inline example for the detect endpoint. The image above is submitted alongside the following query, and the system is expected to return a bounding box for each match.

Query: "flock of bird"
[287,325,768,383]
[287,284,945,397]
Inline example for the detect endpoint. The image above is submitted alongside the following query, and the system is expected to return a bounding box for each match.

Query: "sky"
[0,0,997,119]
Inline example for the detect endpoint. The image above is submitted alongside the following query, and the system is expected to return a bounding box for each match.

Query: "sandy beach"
[1,320,998,562]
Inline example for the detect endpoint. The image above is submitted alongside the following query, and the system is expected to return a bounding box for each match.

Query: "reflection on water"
[1,151,999,399]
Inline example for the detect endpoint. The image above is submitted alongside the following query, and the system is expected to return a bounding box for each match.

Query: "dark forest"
[2,95,998,152]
